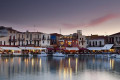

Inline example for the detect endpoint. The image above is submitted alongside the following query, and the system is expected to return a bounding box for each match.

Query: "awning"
[102,44,113,50]
[19,47,36,50]
[0,47,21,50]
[79,48,88,50]
[66,47,79,50]
[19,47,46,50]
[87,47,103,50]
[35,47,46,50]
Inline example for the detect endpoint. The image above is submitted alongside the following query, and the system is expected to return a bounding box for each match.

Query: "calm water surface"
[0,56,120,80]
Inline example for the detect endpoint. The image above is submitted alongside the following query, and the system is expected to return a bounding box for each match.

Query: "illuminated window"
[66,41,67,43]
[76,41,78,44]
[60,42,64,45]
[68,42,71,45]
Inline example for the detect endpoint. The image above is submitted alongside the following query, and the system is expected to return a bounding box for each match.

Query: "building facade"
[59,30,87,48]
[0,26,51,47]
[107,32,120,51]
[87,35,106,47]
[50,33,61,47]
[77,30,87,48]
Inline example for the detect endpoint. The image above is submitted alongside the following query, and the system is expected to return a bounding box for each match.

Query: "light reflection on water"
[0,56,120,80]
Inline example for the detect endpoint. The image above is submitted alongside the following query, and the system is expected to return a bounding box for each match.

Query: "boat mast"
[60,28,61,53]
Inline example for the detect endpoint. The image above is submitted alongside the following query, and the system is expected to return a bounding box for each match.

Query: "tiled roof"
[86,35,106,40]
[110,32,120,36]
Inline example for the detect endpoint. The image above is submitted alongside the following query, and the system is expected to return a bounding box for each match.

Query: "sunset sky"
[0,0,120,35]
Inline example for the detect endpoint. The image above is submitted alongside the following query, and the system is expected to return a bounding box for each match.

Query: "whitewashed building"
[41,33,51,47]
[0,26,18,46]
[0,26,51,47]
[77,30,87,48]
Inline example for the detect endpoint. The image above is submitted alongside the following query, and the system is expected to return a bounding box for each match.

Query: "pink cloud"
[62,23,86,29]
[88,13,120,26]
[62,13,120,28]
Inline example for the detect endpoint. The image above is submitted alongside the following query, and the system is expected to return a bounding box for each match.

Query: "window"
[116,37,118,41]
[13,36,15,39]
[96,41,97,46]
[0,41,2,45]
[43,41,44,44]
[22,41,24,46]
[34,41,36,45]
[30,41,32,45]
[82,41,84,45]
[19,34,20,38]
[48,41,49,44]
[27,34,29,38]
[14,42,15,46]
[48,36,49,40]
[38,35,39,38]
[30,34,32,40]
[19,40,20,45]
[93,41,94,46]
[22,34,24,38]
[43,35,45,40]
[89,41,91,46]
[38,41,39,46]
[10,31,12,33]
[82,38,83,41]
[4,41,5,45]
[26,40,28,45]
[99,41,102,47]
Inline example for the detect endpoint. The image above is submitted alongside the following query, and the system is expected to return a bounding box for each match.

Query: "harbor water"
[0,56,120,80]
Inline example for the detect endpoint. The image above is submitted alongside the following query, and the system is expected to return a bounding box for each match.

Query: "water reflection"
[0,56,120,80]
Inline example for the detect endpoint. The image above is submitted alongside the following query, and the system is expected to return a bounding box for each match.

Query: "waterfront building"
[18,31,42,46]
[87,35,106,47]
[41,33,51,47]
[59,30,87,48]
[59,34,78,48]
[50,33,61,47]
[87,35,114,53]
[107,32,120,52]
[0,26,19,46]
[0,26,51,47]
[77,30,87,48]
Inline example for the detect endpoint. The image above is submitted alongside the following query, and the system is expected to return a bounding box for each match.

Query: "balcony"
[9,39,17,42]
[33,38,41,41]
[47,38,51,40]
[42,38,46,40]
[18,38,25,41]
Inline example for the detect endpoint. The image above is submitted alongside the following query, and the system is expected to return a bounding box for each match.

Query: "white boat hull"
[37,54,47,57]
[29,54,33,57]
[53,52,67,57]
[74,54,79,57]
[116,55,120,59]
[110,54,117,58]
[13,53,22,55]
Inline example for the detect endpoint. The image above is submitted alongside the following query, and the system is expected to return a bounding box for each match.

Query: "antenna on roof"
[60,28,61,34]
[34,25,36,32]
[105,32,107,36]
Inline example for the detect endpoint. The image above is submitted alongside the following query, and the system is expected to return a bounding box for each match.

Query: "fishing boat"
[37,51,47,57]
[53,52,67,57]
[29,53,33,57]
[74,54,79,57]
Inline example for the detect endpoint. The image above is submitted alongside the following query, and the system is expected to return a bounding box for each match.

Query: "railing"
[42,38,46,40]
[47,38,51,40]
[9,39,17,42]
[33,38,41,41]
[18,38,25,41]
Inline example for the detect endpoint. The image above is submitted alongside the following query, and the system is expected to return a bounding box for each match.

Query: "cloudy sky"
[0,0,120,35]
